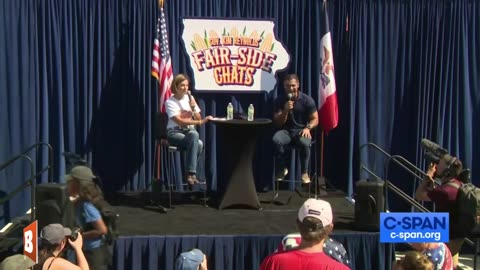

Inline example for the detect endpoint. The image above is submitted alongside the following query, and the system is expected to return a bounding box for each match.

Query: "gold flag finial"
[159,0,164,8]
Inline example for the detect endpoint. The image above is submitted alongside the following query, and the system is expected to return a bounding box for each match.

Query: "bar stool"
[153,112,207,208]
[272,140,318,202]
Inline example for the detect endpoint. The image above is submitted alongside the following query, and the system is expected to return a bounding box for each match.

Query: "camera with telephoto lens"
[421,139,471,182]
[67,227,81,241]
[420,139,449,164]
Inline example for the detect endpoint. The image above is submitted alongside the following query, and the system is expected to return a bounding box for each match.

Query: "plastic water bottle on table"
[247,104,254,121]
[227,102,234,120]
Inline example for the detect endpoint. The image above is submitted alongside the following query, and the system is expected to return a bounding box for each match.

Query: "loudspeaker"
[354,179,385,231]
[35,183,75,230]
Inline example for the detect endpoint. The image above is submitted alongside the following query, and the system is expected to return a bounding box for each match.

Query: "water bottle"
[247,104,254,121]
[227,102,234,120]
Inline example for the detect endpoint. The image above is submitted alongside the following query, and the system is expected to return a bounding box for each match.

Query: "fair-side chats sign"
[182,18,290,92]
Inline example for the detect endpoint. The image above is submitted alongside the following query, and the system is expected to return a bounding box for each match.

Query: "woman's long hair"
[76,177,105,205]
[75,177,114,222]
[33,240,62,270]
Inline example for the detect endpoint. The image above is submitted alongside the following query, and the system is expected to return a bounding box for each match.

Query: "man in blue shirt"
[272,74,319,183]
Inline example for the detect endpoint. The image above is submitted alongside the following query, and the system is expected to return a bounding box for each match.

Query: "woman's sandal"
[187,174,198,185]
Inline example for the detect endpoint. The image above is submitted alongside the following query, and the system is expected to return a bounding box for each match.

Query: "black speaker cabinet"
[354,179,385,231]
[35,183,75,230]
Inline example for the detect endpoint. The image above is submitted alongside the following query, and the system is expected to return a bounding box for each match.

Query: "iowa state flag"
[317,2,338,133]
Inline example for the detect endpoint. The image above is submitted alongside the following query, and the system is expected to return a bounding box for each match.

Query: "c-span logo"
[23,220,38,264]
[380,212,449,243]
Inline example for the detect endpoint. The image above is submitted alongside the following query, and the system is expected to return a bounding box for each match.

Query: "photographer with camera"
[34,223,89,270]
[415,140,464,269]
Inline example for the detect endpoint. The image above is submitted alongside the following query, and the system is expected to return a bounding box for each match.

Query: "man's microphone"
[286,93,302,127]
[287,93,294,114]
[187,91,196,119]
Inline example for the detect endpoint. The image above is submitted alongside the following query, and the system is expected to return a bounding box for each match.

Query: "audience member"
[66,166,111,270]
[0,254,35,270]
[175,248,208,270]
[260,198,349,270]
[275,233,350,267]
[394,251,434,270]
[410,242,453,270]
[34,223,89,270]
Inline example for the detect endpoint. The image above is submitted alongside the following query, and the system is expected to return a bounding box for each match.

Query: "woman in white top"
[165,74,213,185]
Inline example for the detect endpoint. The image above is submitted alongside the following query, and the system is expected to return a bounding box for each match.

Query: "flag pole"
[316,130,328,197]
[320,131,324,177]
[155,0,164,180]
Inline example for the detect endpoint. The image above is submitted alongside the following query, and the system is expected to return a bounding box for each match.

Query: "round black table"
[211,118,272,209]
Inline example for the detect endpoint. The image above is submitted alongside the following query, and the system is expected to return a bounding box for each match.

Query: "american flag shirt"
[422,243,453,270]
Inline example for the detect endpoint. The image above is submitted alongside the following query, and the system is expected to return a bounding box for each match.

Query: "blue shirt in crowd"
[76,201,103,250]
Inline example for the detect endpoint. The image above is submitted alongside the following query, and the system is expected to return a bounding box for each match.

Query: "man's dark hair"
[283,74,299,83]
[396,251,433,270]
[296,217,332,242]
[451,159,463,177]
[442,155,463,178]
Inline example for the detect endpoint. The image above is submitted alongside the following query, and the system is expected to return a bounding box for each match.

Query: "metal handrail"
[360,144,434,211]
[386,155,431,186]
[359,142,392,182]
[0,154,35,221]
[359,142,392,157]
[359,143,426,201]
[0,142,54,222]
[361,165,430,213]
[0,142,54,183]
[359,143,429,185]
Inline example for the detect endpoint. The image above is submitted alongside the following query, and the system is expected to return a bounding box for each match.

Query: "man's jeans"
[167,128,203,174]
[272,129,311,174]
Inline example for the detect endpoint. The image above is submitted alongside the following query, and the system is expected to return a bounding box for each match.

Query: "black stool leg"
[274,180,279,200]
[168,150,174,209]
[475,238,479,270]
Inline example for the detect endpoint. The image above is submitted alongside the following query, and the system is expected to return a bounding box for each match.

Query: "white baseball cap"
[298,198,333,228]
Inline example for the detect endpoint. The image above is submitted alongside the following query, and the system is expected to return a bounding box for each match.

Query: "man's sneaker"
[301,173,311,184]
[276,168,288,181]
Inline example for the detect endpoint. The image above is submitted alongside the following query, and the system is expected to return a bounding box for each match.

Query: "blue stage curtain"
[112,233,394,270]
[1,0,480,224]
[331,0,480,210]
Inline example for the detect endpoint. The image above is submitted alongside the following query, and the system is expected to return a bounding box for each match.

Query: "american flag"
[151,7,173,112]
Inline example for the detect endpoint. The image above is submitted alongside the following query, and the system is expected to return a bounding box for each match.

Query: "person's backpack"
[446,181,480,237]
[93,199,120,245]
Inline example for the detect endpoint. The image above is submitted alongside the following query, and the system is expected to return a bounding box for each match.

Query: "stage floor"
[109,190,356,236]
